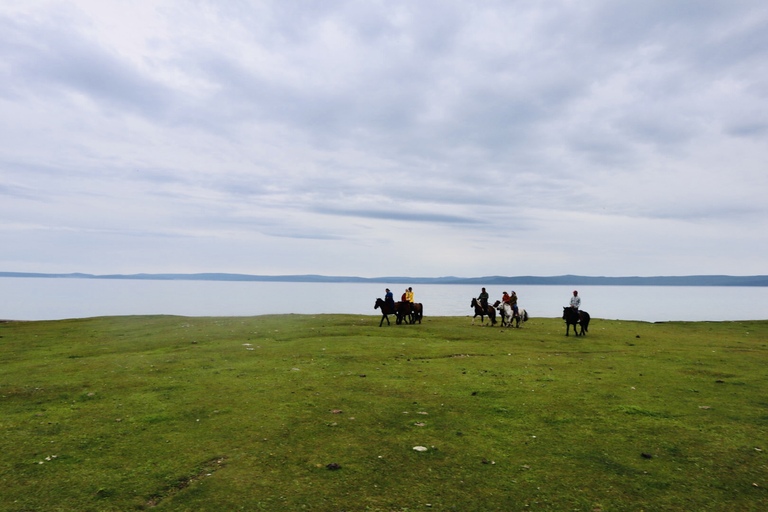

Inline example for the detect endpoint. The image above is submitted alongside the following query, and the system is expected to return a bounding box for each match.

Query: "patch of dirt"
[145,456,226,508]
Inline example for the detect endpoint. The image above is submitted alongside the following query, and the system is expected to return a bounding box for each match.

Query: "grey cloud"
[316,207,483,225]
[727,122,768,138]
[0,15,175,118]
[2,0,767,277]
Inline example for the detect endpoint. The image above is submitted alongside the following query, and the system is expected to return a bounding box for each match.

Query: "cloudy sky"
[1,1,767,278]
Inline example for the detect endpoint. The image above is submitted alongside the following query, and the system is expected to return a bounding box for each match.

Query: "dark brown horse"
[375,298,396,326]
[563,307,590,336]
[395,300,413,325]
[471,298,496,325]
[411,303,423,324]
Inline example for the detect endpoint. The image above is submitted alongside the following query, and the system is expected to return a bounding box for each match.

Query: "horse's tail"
[522,309,529,322]
[574,311,590,333]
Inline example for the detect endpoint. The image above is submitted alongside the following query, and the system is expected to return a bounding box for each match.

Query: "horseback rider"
[478,288,489,312]
[405,287,414,303]
[570,290,581,311]
[385,288,395,312]
[509,290,519,318]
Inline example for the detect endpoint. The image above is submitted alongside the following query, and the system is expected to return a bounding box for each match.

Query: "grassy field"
[1,314,767,511]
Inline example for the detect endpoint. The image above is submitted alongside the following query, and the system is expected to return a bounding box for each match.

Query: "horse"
[395,301,412,324]
[494,300,528,328]
[563,307,590,336]
[471,298,496,325]
[411,303,423,324]
[374,298,396,327]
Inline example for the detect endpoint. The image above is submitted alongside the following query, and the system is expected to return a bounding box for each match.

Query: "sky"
[1,0,767,278]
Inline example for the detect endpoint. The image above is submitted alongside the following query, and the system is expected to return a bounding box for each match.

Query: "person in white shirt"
[570,290,581,310]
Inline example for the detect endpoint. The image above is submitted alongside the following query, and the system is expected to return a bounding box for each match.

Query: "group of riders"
[380,286,584,329]
[477,287,521,319]
[474,286,526,327]
[382,287,421,324]
[384,286,414,310]
[478,288,581,315]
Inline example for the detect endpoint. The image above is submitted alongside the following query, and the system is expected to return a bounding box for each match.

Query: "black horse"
[375,298,396,327]
[471,298,496,325]
[563,307,590,336]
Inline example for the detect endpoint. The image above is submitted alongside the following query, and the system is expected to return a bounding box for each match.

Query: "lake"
[2,278,767,322]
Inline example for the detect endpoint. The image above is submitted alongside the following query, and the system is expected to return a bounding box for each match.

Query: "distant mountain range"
[2,272,767,286]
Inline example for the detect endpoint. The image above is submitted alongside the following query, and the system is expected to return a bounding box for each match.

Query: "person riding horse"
[478,288,489,311]
[570,290,581,310]
[385,288,395,312]
[509,291,519,318]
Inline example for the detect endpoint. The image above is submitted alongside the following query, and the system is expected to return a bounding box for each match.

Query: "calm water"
[1,278,767,322]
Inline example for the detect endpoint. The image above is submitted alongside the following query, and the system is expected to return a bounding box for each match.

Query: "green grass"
[1,314,767,511]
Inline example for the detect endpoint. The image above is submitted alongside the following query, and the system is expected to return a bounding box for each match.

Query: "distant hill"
[2,272,768,286]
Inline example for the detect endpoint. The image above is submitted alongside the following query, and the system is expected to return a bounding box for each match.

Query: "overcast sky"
[1,1,767,278]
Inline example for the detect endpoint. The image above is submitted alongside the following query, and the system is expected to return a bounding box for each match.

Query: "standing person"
[570,290,581,310]
[405,287,414,303]
[385,288,395,312]
[478,287,489,311]
[510,290,519,318]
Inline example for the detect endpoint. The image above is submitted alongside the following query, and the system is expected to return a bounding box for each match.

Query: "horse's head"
[471,298,478,307]
[492,300,501,308]
[375,298,383,310]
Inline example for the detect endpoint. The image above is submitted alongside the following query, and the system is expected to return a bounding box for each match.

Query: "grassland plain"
[1,314,766,511]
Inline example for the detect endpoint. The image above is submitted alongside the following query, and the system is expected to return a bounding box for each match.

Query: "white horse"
[495,301,528,328]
